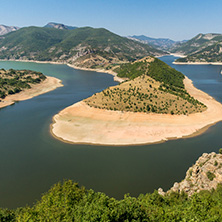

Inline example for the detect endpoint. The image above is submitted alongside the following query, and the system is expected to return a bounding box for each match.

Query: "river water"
[0,56,222,208]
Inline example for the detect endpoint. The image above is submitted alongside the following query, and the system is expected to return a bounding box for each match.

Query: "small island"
[51,57,222,145]
[0,68,62,108]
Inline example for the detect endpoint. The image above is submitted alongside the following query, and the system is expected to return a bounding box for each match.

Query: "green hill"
[176,41,222,63]
[170,33,222,63]
[85,57,206,115]
[171,33,222,55]
[0,26,165,69]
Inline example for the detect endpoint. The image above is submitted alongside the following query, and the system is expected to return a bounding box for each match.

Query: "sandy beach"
[169,53,186,58]
[173,61,222,65]
[0,76,63,109]
[67,64,125,83]
[51,76,222,145]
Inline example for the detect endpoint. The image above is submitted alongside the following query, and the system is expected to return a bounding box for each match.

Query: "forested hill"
[84,57,206,115]
[0,26,165,70]
[171,33,222,63]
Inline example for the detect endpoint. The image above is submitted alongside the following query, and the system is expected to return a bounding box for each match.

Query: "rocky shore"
[159,152,222,196]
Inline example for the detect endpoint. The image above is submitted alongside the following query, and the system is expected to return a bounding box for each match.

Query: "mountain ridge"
[0,26,166,70]
[44,22,77,30]
[128,35,186,51]
[0,24,19,36]
[172,33,222,63]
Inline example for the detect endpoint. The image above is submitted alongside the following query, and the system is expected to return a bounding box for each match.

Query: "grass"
[84,75,206,115]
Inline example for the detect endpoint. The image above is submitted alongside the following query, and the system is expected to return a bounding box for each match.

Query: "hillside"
[0,26,165,70]
[129,35,179,51]
[176,41,222,63]
[1,151,222,221]
[0,68,46,99]
[44,22,77,30]
[85,57,206,115]
[171,33,222,63]
[0,24,19,36]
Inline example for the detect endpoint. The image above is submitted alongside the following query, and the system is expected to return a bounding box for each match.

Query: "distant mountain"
[128,35,186,51]
[0,25,19,36]
[44,22,77,30]
[173,33,222,63]
[0,26,166,70]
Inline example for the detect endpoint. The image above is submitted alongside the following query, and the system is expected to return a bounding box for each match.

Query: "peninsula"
[0,68,62,108]
[51,57,222,145]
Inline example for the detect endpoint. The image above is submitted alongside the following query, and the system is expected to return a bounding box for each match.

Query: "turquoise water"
[0,58,222,209]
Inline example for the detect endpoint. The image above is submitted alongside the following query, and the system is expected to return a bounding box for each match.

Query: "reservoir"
[0,56,222,208]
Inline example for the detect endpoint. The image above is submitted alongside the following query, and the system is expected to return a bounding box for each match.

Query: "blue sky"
[1,0,222,40]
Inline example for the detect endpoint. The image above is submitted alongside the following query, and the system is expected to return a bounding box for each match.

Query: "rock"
[158,188,165,196]
[167,152,222,197]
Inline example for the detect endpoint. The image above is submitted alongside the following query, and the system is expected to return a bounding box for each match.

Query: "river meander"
[1,56,222,208]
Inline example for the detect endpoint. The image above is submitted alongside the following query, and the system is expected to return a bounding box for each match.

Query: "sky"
[1,0,222,41]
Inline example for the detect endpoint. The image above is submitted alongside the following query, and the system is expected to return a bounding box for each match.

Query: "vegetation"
[0,26,164,69]
[176,42,222,63]
[129,35,177,51]
[1,180,222,221]
[85,57,206,115]
[172,33,222,63]
[0,68,46,99]
[206,171,216,181]
[116,57,184,87]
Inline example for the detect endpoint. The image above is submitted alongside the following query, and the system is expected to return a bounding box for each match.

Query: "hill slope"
[0,25,19,36]
[0,26,165,69]
[85,57,206,115]
[129,35,178,51]
[44,22,77,30]
[172,33,222,63]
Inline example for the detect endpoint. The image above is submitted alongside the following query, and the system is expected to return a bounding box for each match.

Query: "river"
[0,56,222,208]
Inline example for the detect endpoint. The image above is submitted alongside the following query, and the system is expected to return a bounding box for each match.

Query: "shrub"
[206,171,216,181]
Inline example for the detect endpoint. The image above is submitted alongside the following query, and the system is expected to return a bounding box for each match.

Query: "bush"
[206,171,216,181]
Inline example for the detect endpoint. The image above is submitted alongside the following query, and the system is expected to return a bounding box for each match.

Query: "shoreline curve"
[0,59,125,83]
[50,76,222,146]
[0,76,63,109]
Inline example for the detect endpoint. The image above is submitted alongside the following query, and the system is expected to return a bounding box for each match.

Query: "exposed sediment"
[51,76,222,145]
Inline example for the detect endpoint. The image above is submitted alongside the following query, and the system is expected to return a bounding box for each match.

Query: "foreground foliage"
[1,180,222,221]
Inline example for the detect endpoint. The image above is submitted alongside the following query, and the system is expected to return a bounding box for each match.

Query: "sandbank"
[173,61,222,65]
[0,76,63,109]
[169,53,186,58]
[67,64,125,83]
[51,76,222,145]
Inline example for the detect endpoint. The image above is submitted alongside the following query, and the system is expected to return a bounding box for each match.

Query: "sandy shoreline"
[0,76,63,109]
[169,53,186,58]
[50,76,222,145]
[173,61,222,65]
[0,59,125,83]
[66,64,125,83]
